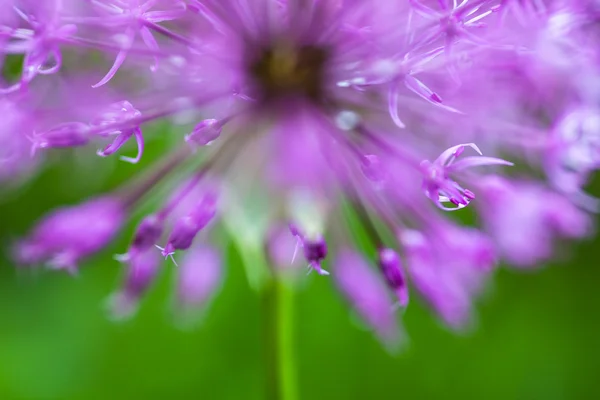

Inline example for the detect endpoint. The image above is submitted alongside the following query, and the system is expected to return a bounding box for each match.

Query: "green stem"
[261,279,299,400]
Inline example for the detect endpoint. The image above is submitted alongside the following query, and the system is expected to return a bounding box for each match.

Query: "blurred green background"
[1,138,600,400]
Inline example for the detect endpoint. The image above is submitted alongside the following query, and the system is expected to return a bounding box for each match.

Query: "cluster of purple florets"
[2,0,600,342]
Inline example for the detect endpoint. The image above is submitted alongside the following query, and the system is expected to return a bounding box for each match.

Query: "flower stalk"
[261,278,299,400]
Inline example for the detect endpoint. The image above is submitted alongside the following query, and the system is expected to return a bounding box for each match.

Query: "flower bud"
[131,215,164,251]
[335,249,400,345]
[303,236,329,275]
[116,214,165,263]
[266,224,303,277]
[159,191,217,259]
[107,248,161,319]
[185,119,222,147]
[479,176,591,267]
[377,248,408,307]
[400,226,495,329]
[15,197,125,273]
[361,155,387,184]
[176,245,222,312]
[29,122,89,156]
[288,224,330,275]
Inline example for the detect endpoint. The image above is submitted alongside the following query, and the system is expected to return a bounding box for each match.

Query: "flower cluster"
[3,0,599,342]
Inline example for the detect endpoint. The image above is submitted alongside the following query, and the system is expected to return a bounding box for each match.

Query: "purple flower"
[302,237,329,275]
[400,225,496,329]
[408,0,494,66]
[0,2,78,93]
[266,224,304,277]
[89,0,187,87]
[29,122,90,156]
[108,247,161,319]
[335,249,400,344]
[175,245,222,314]
[15,197,125,273]
[493,0,548,25]
[289,224,330,275]
[158,190,218,261]
[479,176,591,267]
[378,248,409,308]
[421,143,513,211]
[185,119,223,148]
[5,0,600,340]
[546,106,600,210]
[118,214,164,262]
[29,99,147,162]
[93,101,145,164]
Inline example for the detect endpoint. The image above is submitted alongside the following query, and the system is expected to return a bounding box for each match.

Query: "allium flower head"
[3,0,600,340]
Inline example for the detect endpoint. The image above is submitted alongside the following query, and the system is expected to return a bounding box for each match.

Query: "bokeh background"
[1,132,600,400]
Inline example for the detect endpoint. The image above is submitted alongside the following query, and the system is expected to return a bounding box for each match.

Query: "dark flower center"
[249,44,329,103]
